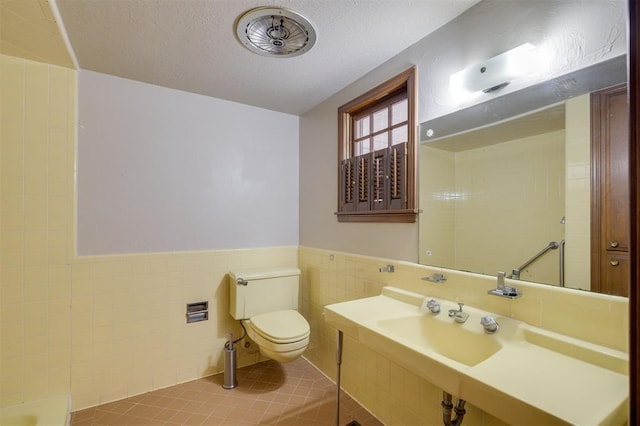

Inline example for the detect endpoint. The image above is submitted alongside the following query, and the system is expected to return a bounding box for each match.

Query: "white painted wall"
[78,70,299,255]
[299,0,626,262]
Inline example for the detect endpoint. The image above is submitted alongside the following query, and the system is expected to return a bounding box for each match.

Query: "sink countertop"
[324,287,629,426]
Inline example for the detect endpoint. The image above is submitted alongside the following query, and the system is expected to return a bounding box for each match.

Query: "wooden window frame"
[336,67,418,223]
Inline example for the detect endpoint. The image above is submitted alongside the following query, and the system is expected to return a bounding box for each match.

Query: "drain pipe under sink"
[442,391,467,426]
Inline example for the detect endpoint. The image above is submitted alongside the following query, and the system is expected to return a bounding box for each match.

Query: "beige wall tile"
[0,59,80,375]
[565,94,591,290]
[455,131,565,283]
[63,246,297,409]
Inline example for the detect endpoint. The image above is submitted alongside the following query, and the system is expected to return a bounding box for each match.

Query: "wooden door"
[591,83,629,296]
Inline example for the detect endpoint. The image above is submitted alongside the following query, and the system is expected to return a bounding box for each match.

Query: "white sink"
[324,286,628,426]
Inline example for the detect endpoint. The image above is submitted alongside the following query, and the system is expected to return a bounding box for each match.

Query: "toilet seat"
[248,310,310,344]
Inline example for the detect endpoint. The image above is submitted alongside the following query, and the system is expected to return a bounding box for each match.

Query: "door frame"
[628,0,639,422]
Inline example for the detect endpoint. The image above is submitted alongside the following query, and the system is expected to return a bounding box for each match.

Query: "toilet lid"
[250,310,310,343]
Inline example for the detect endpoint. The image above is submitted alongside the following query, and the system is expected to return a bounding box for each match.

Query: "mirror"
[418,54,628,295]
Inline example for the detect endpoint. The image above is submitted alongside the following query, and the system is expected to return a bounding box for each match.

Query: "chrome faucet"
[488,271,521,299]
[480,315,500,334]
[498,271,506,290]
[448,303,469,323]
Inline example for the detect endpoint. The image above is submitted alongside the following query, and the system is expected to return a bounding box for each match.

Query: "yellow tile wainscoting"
[1,53,76,406]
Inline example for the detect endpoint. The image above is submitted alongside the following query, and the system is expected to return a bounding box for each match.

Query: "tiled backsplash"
[299,246,628,425]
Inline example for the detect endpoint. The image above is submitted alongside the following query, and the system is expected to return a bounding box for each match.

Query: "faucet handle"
[480,315,499,334]
[424,298,441,314]
[457,302,464,311]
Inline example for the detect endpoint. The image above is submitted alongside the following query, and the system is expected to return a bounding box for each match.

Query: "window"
[336,67,418,222]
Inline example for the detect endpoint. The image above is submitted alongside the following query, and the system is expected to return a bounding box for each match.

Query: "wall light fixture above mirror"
[449,43,543,96]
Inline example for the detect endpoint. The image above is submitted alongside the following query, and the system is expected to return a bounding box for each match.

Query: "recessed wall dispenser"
[186,301,208,323]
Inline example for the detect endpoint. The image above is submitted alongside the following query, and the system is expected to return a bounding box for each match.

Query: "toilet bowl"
[242,310,310,363]
[228,268,310,363]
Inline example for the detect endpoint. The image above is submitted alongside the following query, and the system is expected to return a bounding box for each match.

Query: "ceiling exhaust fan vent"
[235,7,317,57]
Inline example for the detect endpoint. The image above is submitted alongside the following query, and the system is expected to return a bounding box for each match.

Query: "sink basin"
[377,315,501,366]
[324,286,629,426]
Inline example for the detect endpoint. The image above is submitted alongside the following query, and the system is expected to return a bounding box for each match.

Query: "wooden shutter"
[371,148,388,210]
[340,158,356,212]
[343,142,407,213]
[356,155,370,210]
[389,142,407,209]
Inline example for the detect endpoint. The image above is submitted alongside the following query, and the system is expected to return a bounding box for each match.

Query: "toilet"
[228,268,310,363]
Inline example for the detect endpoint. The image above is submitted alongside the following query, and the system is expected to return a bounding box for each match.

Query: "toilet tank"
[228,267,301,320]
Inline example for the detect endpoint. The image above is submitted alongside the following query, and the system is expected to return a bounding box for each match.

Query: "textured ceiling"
[0,0,74,68]
[55,0,479,115]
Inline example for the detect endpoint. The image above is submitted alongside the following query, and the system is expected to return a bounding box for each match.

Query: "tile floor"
[71,358,382,425]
